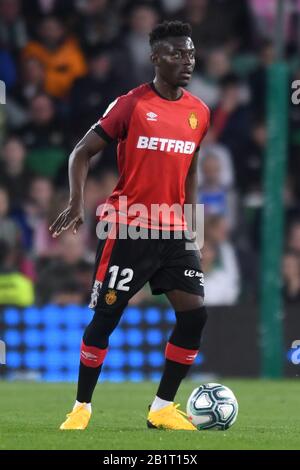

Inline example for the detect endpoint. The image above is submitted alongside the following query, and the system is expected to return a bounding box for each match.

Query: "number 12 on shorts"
[108,265,134,291]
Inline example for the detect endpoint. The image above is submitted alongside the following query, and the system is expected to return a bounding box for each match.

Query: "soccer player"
[50,21,210,431]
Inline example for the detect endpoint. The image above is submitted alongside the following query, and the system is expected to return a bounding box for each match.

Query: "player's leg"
[154,290,206,404]
[147,291,206,431]
[76,303,126,402]
[60,304,126,430]
[60,226,159,429]
[147,234,206,430]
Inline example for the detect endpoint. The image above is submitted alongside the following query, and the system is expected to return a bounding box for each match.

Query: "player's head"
[149,21,195,87]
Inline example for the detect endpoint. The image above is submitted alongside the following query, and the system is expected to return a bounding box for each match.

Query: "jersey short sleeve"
[92,90,140,143]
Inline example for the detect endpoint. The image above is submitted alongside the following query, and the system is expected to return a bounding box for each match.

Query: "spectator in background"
[0,46,17,90]
[49,279,86,305]
[75,259,94,305]
[75,0,120,53]
[248,38,275,119]
[201,238,239,306]
[283,251,300,302]
[161,0,184,15]
[239,119,268,255]
[0,0,28,54]
[85,171,119,237]
[12,176,54,252]
[14,57,46,105]
[69,47,119,144]
[33,189,69,259]
[36,230,91,305]
[36,260,85,305]
[170,0,253,59]
[23,15,87,98]
[281,220,300,302]
[0,239,34,306]
[118,2,159,88]
[95,170,119,202]
[22,0,75,35]
[35,201,91,305]
[248,0,298,50]
[0,186,36,280]
[27,176,54,219]
[6,57,46,129]
[0,185,20,248]
[188,48,232,108]
[19,93,67,179]
[242,119,266,199]
[286,219,300,257]
[212,73,251,184]
[202,214,240,305]
[84,174,111,251]
[0,136,32,209]
[198,151,237,230]
[56,230,91,266]
[199,127,234,188]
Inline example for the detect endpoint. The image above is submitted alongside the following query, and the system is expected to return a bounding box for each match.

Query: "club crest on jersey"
[105,289,117,305]
[188,112,198,130]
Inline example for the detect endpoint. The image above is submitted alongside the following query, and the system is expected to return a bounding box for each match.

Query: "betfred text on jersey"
[137,136,196,154]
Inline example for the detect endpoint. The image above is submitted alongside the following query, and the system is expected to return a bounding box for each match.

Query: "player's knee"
[176,306,207,334]
[172,306,208,349]
[83,306,123,349]
[80,340,108,368]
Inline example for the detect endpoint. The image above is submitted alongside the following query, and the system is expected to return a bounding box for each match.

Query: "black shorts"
[89,225,204,310]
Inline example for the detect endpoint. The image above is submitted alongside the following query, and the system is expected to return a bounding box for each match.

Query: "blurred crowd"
[1,0,300,307]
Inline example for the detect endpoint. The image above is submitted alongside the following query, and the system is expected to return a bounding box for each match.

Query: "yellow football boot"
[147,403,196,431]
[59,404,91,430]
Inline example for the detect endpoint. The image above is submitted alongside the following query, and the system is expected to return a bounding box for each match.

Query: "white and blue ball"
[186,383,238,430]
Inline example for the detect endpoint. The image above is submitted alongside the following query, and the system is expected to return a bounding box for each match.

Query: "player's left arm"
[185,105,210,236]
[185,149,199,206]
[184,149,199,236]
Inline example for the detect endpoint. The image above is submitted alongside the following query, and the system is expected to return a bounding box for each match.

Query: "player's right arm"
[49,130,107,238]
[49,91,135,238]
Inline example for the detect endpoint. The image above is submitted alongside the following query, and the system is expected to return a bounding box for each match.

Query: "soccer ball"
[186,383,238,430]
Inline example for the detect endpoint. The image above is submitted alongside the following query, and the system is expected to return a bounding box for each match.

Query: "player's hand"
[49,202,84,238]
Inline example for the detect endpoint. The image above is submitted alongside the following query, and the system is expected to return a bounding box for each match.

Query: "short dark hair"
[149,21,192,48]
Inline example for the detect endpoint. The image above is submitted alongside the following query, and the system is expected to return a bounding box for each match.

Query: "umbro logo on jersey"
[146,112,158,121]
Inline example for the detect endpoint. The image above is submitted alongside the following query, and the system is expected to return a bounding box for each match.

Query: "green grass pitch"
[0,379,299,450]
